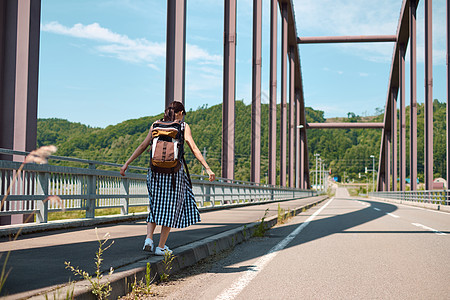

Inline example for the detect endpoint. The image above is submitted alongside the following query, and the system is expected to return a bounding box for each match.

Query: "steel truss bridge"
[0,0,449,222]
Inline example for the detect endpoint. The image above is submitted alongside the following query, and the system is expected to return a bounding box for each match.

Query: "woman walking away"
[120,101,215,255]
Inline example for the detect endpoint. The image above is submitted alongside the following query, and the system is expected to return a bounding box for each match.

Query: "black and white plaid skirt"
[146,163,200,228]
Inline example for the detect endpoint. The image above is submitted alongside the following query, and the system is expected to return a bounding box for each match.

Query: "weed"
[277,204,293,225]
[159,251,175,282]
[253,208,269,237]
[0,146,60,295]
[44,282,74,300]
[128,262,155,297]
[65,228,114,300]
[213,241,218,255]
[277,204,285,224]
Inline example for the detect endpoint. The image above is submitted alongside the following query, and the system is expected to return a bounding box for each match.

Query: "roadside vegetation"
[38,99,447,185]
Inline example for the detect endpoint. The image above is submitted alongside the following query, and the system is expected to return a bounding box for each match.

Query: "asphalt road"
[163,188,450,300]
[0,196,322,296]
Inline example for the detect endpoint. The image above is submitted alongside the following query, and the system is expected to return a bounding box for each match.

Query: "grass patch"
[253,208,269,237]
[277,204,292,225]
[347,188,359,196]
[47,206,148,221]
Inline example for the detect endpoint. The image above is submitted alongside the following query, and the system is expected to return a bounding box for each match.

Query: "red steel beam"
[424,0,433,190]
[392,89,398,191]
[377,0,417,191]
[280,3,288,187]
[386,132,391,191]
[410,0,418,190]
[278,0,310,189]
[0,0,40,160]
[0,0,40,225]
[165,0,186,107]
[447,0,450,188]
[297,35,397,44]
[307,123,384,129]
[268,0,277,186]
[222,0,236,180]
[251,0,262,183]
[295,91,300,188]
[289,48,295,188]
[399,44,406,191]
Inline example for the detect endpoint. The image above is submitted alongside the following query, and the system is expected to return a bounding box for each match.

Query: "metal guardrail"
[369,190,450,206]
[0,148,316,223]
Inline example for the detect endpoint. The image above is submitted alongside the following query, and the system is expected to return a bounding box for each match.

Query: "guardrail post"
[120,178,129,215]
[36,173,49,223]
[205,183,210,206]
[86,163,96,218]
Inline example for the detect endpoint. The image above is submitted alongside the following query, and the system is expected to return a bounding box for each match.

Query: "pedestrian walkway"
[0,195,326,299]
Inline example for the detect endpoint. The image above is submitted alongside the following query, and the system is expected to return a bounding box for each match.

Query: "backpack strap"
[183,158,193,188]
[180,122,192,188]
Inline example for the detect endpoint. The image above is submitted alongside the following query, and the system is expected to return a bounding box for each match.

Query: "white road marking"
[215,198,335,300]
[371,199,450,215]
[374,208,381,211]
[386,212,399,218]
[411,223,446,235]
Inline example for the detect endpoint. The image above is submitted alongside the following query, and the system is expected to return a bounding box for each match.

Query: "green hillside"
[37,99,448,184]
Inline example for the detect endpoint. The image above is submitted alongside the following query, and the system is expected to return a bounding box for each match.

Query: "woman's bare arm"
[120,126,153,176]
[184,123,215,181]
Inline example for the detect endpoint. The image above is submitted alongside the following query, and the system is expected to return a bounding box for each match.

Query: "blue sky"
[38,0,447,128]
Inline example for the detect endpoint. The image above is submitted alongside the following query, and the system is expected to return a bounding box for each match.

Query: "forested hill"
[37,100,447,183]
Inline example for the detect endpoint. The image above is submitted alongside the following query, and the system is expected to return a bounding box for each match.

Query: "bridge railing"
[0,148,315,223]
[369,190,450,206]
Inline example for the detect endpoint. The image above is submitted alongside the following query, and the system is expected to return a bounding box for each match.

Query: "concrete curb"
[6,196,327,300]
[369,196,450,213]
[0,195,316,238]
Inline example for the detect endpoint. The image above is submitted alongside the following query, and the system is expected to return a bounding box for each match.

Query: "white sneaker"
[143,238,153,252]
[155,245,172,256]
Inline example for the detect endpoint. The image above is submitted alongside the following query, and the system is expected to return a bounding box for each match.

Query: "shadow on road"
[3,197,444,296]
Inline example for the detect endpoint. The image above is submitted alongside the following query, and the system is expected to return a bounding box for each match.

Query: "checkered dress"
[146,122,200,228]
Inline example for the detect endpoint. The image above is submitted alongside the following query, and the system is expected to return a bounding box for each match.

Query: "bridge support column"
[391,89,398,191]
[0,0,40,226]
[410,0,418,190]
[385,132,391,191]
[301,131,307,189]
[295,91,300,188]
[380,172,386,191]
[288,48,295,188]
[268,0,277,186]
[222,0,237,180]
[399,44,406,191]
[424,0,433,190]
[280,3,288,187]
[251,0,262,183]
[447,0,450,189]
[0,0,40,158]
[165,0,186,107]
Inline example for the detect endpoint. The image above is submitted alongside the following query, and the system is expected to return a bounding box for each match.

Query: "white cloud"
[294,0,447,65]
[41,21,221,66]
[294,0,399,36]
[186,44,221,65]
